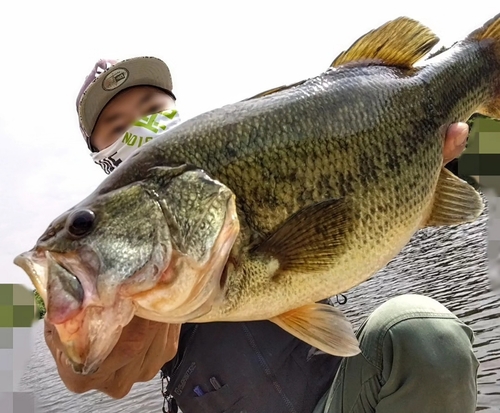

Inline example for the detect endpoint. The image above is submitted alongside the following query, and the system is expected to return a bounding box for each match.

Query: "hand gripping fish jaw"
[14,247,138,375]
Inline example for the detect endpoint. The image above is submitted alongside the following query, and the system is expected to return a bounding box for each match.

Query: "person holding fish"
[35,14,500,413]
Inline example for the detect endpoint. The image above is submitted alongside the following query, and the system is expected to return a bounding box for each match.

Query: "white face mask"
[91,109,181,174]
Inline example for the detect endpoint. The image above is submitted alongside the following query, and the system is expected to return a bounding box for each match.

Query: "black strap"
[161,371,178,413]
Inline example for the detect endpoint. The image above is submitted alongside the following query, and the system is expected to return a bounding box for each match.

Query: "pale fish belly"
[211,192,436,322]
[313,182,440,303]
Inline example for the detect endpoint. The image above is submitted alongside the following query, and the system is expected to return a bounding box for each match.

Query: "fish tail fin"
[467,13,500,119]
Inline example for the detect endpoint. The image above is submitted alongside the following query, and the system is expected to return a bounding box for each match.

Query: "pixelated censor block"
[0,284,38,412]
[0,392,36,413]
[459,116,500,292]
[460,117,500,194]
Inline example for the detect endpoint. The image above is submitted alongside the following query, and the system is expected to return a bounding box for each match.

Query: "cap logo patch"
[102,68,129,91]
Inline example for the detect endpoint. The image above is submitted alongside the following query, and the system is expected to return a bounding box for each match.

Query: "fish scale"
[14,14,500,373]
[157,72,433,224]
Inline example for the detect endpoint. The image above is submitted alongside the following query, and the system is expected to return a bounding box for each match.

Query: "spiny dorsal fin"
[252,198,351,274]
[330,17,440,68]
[242,80,306,101]
[424,167,484,227]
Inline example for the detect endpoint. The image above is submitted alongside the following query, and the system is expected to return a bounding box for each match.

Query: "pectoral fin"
[425,167,484,227]
[253,198,352,274]
[270,303,360,357]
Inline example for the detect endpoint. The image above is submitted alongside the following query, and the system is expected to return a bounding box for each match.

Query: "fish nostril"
[38,227,56,243]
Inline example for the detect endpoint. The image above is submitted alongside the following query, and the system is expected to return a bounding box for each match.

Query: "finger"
[106,316,153,363]
[443,122,469,164]
[105,327,160,398]
[137,323,179,382]
[45,317,139,392]
[165,324,181,360]
[45,316,162,396]
[44,319,87,391]
[139,324,181,381]
[98,370,133,399]
[107,319,162,384]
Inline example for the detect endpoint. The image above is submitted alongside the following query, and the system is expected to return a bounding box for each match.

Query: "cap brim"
[78,56,173,137]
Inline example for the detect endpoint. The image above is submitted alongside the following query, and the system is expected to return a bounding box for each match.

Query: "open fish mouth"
[14,249,136,375]
[14,249,87,325]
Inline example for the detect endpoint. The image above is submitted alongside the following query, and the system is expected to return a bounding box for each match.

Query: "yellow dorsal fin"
[242,17,441,102]
[467,13,500,42]
[330,17,440,68]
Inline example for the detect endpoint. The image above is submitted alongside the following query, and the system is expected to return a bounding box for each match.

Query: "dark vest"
[161,320,341,413]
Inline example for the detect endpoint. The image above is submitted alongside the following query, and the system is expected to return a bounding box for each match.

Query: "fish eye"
[66,209,95,238]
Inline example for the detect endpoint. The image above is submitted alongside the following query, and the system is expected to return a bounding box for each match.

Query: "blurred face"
[91,86,176,151]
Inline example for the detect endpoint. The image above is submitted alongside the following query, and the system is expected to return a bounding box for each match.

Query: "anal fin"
[270,303,360,357]
[425,167,484,227]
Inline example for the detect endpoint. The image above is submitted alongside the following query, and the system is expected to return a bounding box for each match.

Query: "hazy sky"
[0,0,498,289]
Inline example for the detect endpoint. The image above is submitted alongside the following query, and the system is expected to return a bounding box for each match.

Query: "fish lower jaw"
[69,361,98,376]
[54,299,135,375]
[63,343,99,375]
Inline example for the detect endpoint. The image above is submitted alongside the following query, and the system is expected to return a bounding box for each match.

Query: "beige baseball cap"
[76,57,175,151]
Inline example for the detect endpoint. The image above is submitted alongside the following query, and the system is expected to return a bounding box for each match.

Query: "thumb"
[443,122,468,165]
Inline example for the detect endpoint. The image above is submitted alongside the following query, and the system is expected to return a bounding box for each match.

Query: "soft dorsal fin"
[242,80,306,101]
[330,17,440,68]
[242,17,440,101]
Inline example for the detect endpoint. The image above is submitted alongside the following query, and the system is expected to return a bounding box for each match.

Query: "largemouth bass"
[15,15,500,375]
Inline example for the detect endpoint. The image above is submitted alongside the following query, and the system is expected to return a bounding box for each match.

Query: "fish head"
[14,165,240,374]
[129,166,241,324]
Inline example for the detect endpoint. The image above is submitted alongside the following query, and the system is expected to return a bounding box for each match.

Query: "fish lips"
[14,249,49,303]
[14,247,102,325]
[13,247,135,375]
